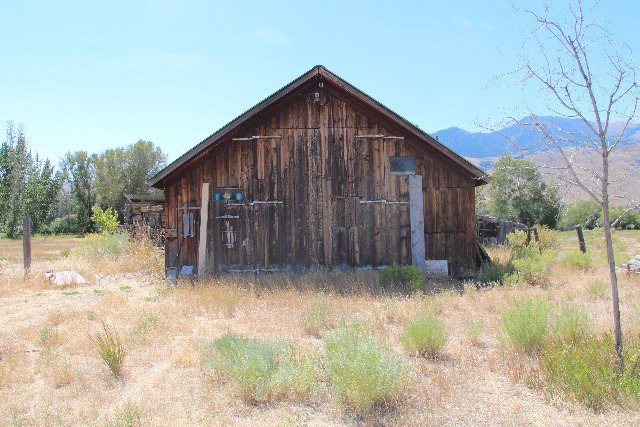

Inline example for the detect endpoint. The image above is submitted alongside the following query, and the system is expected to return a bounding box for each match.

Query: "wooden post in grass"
[576,225,587,253]
[23,215,31,271]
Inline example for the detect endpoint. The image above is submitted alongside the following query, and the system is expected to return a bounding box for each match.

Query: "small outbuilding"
[149,66,487,277]
[124,194,164,229]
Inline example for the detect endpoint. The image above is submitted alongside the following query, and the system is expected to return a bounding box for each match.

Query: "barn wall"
[163,85,476,276]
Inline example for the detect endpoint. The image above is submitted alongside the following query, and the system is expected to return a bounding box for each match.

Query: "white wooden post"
[198,181,210,279]
[408,174,426,271]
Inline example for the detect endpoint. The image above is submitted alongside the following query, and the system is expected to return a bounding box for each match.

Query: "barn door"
[212,198,286,272]
[212,197,246,271]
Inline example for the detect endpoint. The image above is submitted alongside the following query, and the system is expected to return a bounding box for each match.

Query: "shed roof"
[148,65,488,188]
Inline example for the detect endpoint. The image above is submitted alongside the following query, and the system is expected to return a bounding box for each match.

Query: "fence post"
[576,225,587,253]
[23,216,31,271]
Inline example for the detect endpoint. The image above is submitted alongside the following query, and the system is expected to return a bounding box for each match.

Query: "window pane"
[390,156,415,174]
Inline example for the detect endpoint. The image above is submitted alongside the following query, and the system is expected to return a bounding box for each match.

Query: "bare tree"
[509,1,639,367]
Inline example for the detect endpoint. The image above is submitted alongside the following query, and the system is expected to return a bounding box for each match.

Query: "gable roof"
[148,65,488,188]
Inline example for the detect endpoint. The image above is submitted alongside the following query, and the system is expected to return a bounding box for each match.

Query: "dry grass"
[0,231,640,424]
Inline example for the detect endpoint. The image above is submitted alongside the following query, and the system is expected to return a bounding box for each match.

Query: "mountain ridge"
[433,116,640,159]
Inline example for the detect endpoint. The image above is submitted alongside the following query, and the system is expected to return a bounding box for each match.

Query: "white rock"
[44,271,88,286]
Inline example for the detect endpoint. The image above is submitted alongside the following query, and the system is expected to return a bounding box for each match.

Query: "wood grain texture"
[163,84,477,276]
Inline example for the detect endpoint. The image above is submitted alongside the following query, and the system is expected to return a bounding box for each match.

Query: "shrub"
[325,322,410,416]
[91,205,119,234]
[540,333,640,411]
[400,312,448,357]
[47,215,80,235]
[510,249,555,286]
[505,231,556,286]
[300,295,334,336]
[536,225,558,250]
[551,303,589,344]
[379,264,424,291]
[476,261,512,285]
[561,249,593,271]
[72,233,128,258]
[201,334,316,404]
[90,322,126,377]
[501,297,550,353]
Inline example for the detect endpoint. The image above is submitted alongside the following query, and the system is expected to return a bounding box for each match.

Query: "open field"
[1,232,640,425]
[0,235,81,262]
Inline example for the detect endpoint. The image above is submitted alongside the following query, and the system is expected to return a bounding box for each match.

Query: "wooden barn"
[148,66,487,278]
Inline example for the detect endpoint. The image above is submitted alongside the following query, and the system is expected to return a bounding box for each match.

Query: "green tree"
[0,123,61,236]
[562,200,602,230]
[93,147,127,212]
[486,157,562,228]
[94,140,166,214]
[1,123,29,237]
[91,205,119,234]
[62,151,95,234]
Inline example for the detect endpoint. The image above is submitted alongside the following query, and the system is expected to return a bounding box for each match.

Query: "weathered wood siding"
[163,84,476,276]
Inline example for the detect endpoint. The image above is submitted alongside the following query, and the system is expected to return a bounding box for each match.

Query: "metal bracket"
[355,135,405,140]
[359,199,408,205]
[232,135,282,141]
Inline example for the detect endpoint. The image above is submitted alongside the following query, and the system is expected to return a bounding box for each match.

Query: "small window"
[390,156,415,175]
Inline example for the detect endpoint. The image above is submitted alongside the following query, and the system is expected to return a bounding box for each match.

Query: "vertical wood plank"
[198,181,210,278]
[409,174,426,271]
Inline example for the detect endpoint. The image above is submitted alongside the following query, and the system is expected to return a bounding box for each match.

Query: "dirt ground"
[1,233,640,426]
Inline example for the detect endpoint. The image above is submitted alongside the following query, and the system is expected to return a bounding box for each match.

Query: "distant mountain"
[433,116,640,159]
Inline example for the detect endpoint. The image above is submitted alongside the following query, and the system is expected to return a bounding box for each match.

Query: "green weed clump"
[561,249,593,271]
[324,322,410,416]
[379,264,424,291]
[540,333,640,411]
[501,297,550,353]
[587,279,609,299]
[476,261,512,285]
[72,233,129,258]
[503,230,556,286]
[551,304,589,344]
[201,334,316,404]
[400,312,448,357]
[300,295,334,336]
[90,322,126,378]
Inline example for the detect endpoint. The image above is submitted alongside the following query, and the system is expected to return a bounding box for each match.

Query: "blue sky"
[1,0,638,164]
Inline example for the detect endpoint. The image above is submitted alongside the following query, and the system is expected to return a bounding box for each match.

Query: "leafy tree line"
[476,156,639,230]
[0,122,167,237]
